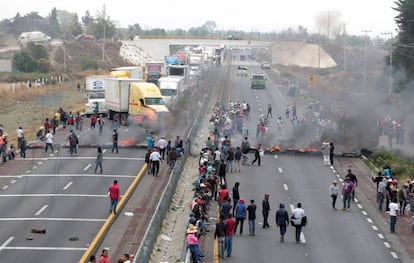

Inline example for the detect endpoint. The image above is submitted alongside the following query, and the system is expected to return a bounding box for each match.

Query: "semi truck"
[166,65,189,84]
[110,66,144,79]
[157,76,185,106]
[105,79,169,127]
[84,75,112,116]
[145,61,164,85]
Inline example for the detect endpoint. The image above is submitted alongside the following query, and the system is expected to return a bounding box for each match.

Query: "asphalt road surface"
[0,123,146,263]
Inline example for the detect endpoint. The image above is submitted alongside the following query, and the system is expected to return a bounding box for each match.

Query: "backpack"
[241,141,250,154]
[69,134,77,145]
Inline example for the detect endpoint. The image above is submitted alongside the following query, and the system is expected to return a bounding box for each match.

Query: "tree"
[86,6,116,39]
[48,8,61,37]
[81,11,93,29]
[12,50,37,72]
[128,23,142,38]
[202,21,217,37]
[26,42,48,60]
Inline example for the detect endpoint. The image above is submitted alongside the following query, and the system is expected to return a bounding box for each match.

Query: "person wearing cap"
[330,180,339,210]
[234,198,247,234]
[186,224,200,263]
[111,128,119,153]
[150,147,161,176]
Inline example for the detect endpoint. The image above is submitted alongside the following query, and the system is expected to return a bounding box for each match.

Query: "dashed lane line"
[83,164,91,171]
[390,252,398,259]
[0,194,108,197]
[0,174,136,178]
[283,184,288,191]
[0,217,106,222]
[278,167,283,174]
[17,157,145,161]
[0,237,14,252]
[62,181,73,191]
[384,242,391,248]
[0,246,87,251]
[378,233,384,239]
[367,218,373,224]
[372,226,378,231]
[35,205,48,216]
[362,211,367,216]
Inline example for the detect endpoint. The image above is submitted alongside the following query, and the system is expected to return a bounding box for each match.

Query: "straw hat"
[332,180,337,184]
[186,225,198,234]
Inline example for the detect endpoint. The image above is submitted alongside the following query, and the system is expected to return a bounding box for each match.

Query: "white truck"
[110,66,144,79]
[84,75,112,116]
[18,31,51,46]
[157,76,185,106]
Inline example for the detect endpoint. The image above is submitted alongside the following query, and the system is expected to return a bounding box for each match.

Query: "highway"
[0,124,146,263]
[209,57,402,262]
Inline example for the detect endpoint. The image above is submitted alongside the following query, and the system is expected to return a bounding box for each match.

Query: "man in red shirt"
[218,184,229,207]
[108,180,120,214]
[224,214,236,257]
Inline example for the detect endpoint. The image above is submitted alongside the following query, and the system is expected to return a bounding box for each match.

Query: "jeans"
[224,235,233,256]
[159,148,165,160]
[45,143,54,152]
[152,160,160,176]
[112,142,118,153]
[248,219,255,235]
[377,192,384,210]
[168,159,176,171]
[226,160,233,172]
[235,218,245,234]
[295,225,302,242]
[263,210,269,227]
[110,199,118,214]
[400,200,408,215]
[217,237,225,258]
[95,160,102,173]
[188,244,199,263]
[343,194,351,209]
[69,144,77,154]
[99,124,103,135]
[279,223,287,236]
[390,215,397,233]
[331,194,338,209]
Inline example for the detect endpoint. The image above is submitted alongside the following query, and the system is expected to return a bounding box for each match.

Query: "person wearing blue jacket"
[234,198,247,234]
[275,203,289,242]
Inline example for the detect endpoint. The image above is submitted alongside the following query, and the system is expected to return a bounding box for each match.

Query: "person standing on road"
[292,203,305,243]
[186,224,200,263]
[234,146,242,173]
[247,199,257,235]
[232,182,240,216]
[321,141,330,165]
[330,180,339,210]
[345,169,358,202]
[112,129,119,153]
[99,249,109,263]
[251,144,262,166]
[266,103,272,118]
[94,146,103,173]
[262,193,271,228]
[98,114,105,136]
[108,180,120,214]
[145,149,152,175]
[16,126,24,149]
[342,177,354,210]
[277,117,283,136]
[157,136,167,160]
[389,197,399,233]
[45,129,54,153]
[399,184,409,216]
[224,214,236,257]
[68,131,78,155]
[275,203,289,242]
[150,148,161,176]
[329,142,335,165]
[214,215,226,259]
[234,198,247,234]
[90,114,97,133]
[146,132,154,150]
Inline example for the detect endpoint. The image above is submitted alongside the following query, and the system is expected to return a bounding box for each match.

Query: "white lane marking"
[35,205,48,216]
[10,180,17,184]
[32,166,37,169]
[103,149,107,153]
[390,252,398,259]
[1,246,87,251]
[336,174,341,178]
[25,170,31,174]
[124,129,129,132]
[278,167,283,173]
[2,185,8,190]
[8,174,135,178]
[0,236,14,251]
[378,233,384,239]
[300,232,306,243]
[367,218,373,224]
[0,194,108,198]
[274,155,278,159]
[338,178,343,182]
[283,184,288,191]
[384,242,391,248]
[362,211,367,215]
[62,182,73,191]
[83,164,91,171]
[19,157,144,161]
[49,153,54,157]
[0,218,106,222]
[289,204,295,212]
[357,204,363,209]
[259,108,262,112]
[372,225,378,231]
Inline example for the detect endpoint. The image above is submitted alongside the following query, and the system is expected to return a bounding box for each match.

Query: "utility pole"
[327,11,331,39]
[343,23,347,73]
[102,4,106,62]
[318,28,321,69]
[362,30,372,89]
[381,32,394,94]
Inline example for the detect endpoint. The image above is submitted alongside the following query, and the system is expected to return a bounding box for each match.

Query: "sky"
[1,0,398,38]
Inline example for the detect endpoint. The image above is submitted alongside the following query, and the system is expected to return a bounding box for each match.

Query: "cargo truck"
[110,66,144,79]
[145,61,164,85]
[157,76,185,106]
[105,79,169,127]
[84,75,112,116]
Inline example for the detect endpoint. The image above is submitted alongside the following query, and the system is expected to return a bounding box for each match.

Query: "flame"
[119,138,137,146]
[298,148,305,153]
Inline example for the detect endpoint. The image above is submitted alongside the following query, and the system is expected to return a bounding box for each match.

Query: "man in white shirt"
[389,198,399,233]
[157,137,167,160]
[150,148,161,176]
[16,126,24,148]
[45,130,54,153]
[292,202,305,243]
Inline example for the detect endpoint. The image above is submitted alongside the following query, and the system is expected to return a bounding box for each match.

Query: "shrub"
[37,58,51,73]
[80,59,98,70]
[12,50,38,72]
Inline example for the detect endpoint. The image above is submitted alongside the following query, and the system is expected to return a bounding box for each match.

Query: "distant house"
[0,59,12,72]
